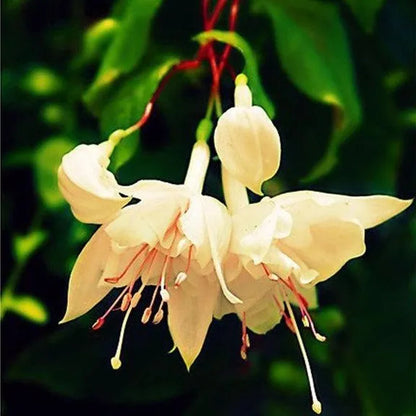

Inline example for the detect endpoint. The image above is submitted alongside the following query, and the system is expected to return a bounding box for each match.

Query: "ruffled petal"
[120,179,189,200]
[58,141,131,224]
[60,227,112,323]
[167,272,218,370]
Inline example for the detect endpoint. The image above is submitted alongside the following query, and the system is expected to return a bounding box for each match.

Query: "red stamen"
[92,317,105,330]
[240,311,249,360]
[104,244,147,284]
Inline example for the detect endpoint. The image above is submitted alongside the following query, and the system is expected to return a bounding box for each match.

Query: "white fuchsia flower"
[59,138,239,370]
[213,77,413,414]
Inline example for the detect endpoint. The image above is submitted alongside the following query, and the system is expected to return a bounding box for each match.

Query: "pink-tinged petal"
[60,227,112,323]
[214,106,281,195]
[167,272,218,370]
[274,191,413,229]
[58,141,130,224]
[231,198,292,265]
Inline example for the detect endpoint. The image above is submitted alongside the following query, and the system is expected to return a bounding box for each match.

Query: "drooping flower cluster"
[58,74,412,414]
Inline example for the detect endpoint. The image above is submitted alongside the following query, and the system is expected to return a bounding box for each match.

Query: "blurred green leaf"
[269,360,307,393]
[313,307,345,335]
[84,0,164,112]
[41,103,66,126]
[79,18,119,64]
[194,30,275,118]
[3,293,49,324]
[13,230,47,265]
[343,0,385,33]
[21,67,63,96]
[254,0,362,180]
[7,322,191,403]
[34,136,75,209]
[100,57,178,135]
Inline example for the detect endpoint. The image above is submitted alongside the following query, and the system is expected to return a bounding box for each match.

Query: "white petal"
[231,198,292,264]
[120,179,189,200]
[275,191,413,229]
[200,196,241,304]
[105,194,187,248]
[58,141,131,224]
[214,106,281,195]
[60,227,112,323]
[167,272,218,370]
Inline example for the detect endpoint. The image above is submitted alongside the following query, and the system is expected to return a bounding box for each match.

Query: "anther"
[240,348,247,360]
[131,291,142,308]
[121,293,132,311]
[152,309,164,324]
[312,401,322,414]
[111,356,122,370]
[174,271,187,288]
[92,317,105,330]
[160,288,170,302]
[141,307,152,324]
[302,316,310,327]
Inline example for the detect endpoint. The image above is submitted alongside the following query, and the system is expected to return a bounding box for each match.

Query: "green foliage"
[253,0,362,180]
[84,0,164,112]
[195,30,275,118]
[2,293,49,325]
[13,230,47,265]
[34,137,75,209]
[343,0,385,32]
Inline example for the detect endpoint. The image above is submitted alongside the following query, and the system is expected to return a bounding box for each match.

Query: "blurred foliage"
[2,0,415,416]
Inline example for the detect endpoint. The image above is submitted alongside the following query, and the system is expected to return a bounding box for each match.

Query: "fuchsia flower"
[59,138,238,370]
[214,75,412,414]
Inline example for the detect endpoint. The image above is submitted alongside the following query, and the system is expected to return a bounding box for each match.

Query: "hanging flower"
[213,75,413,413]
[59,139,238,370]
[214,74,281,195]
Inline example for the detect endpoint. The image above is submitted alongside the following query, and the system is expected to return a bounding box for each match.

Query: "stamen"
[110,303,134,370]
[174,271,187,288]
[131,291,142,308]
[120,293,132,311]
[240,312,249,360]
[104,245,147,284]
[160,288,170,302]
[92,285,131,329]
[141,307,152,324]
[152,308,164,324]
[283,293,322,414]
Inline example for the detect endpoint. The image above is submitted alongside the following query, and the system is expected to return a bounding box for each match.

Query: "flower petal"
[275,191,413,229]
[60,227,112,323]
[200,196,242,304]
[120,179,189,200]
[231,197,292,264]
[58,141,130,224]
[214,106,281,195]
[167,272,218,370]
[105,194,187,249]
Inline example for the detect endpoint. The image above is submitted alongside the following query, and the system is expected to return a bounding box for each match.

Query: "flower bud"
[214,74,281,195]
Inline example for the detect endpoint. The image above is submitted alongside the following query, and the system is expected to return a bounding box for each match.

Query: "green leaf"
[194,30,275,119]
[7,322,191,403]
[343,0,385,33]
[253,0,362,180]
[269,361,307,393]
[4,294,49,324]
[78,18,119,64]
[100,56,178,138]
[34,136,75,209]
[84,0,164,112]
[13,230,47,265]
